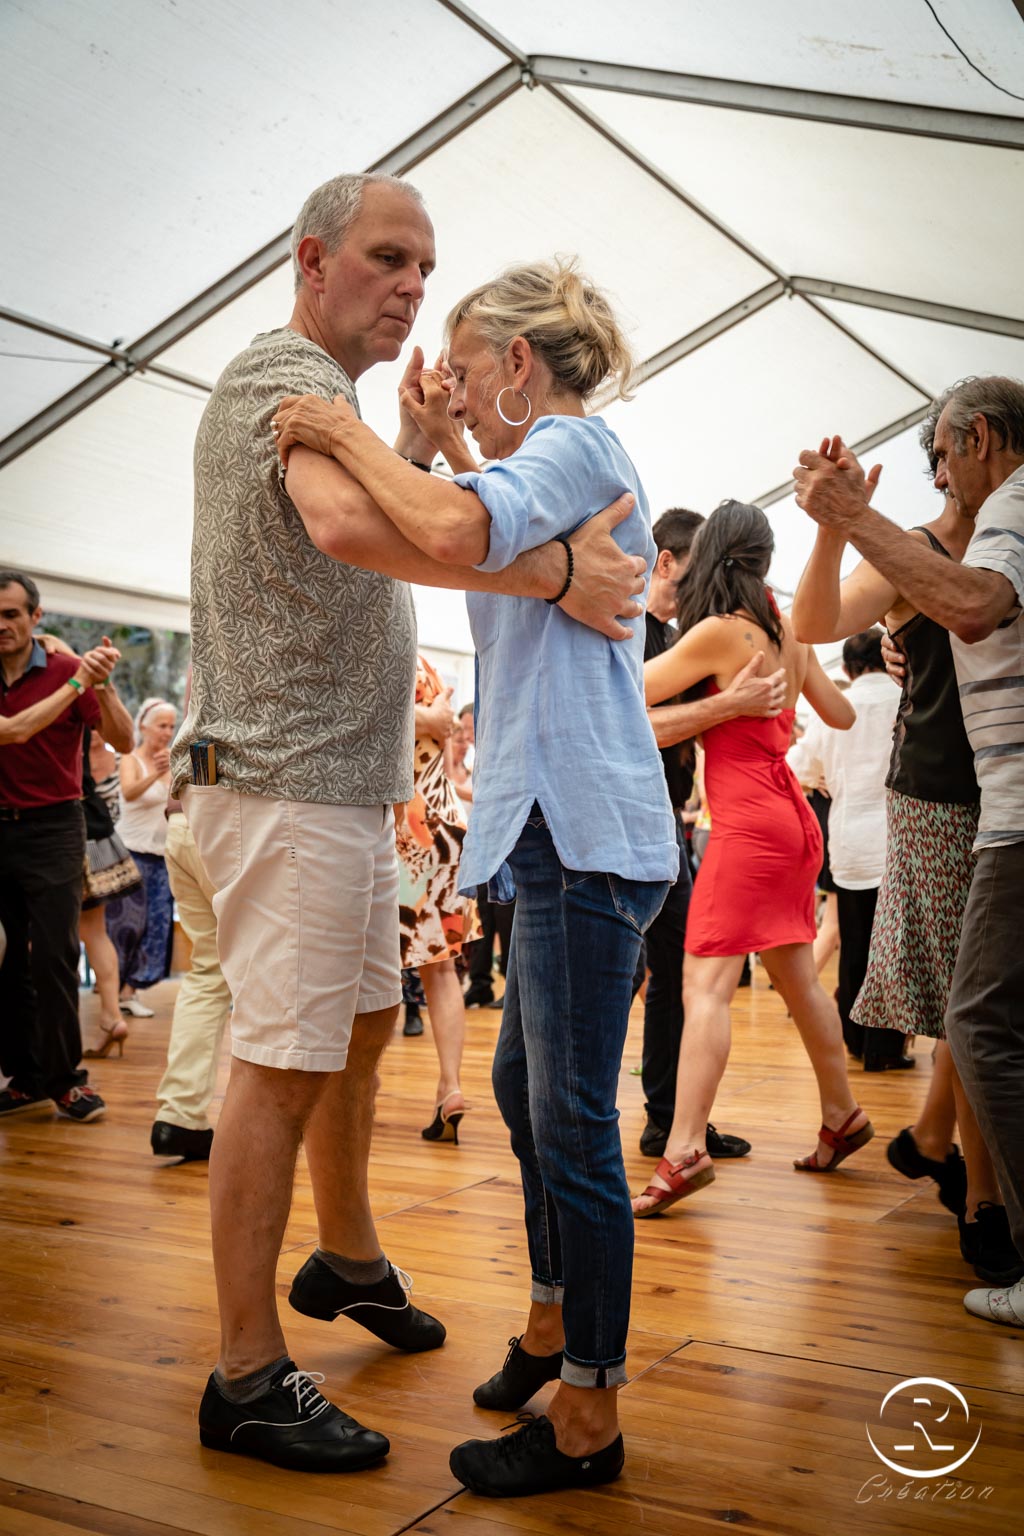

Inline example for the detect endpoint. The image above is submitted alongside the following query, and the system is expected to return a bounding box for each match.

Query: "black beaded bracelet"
[545,536,574,605]
[405,456,433,473]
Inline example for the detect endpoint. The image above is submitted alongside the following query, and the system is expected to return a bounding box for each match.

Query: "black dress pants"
[835,882,900,1063]
[640,824,693,1129]
[0,803,87,1100]
[467,883,516,991]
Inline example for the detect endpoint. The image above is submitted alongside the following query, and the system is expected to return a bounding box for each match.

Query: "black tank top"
[885,529,980,805]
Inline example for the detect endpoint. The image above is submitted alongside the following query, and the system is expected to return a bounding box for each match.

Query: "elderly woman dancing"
[275,258,677,1500]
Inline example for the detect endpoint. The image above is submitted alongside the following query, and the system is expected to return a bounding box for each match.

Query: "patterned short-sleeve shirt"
[171,327,416,805]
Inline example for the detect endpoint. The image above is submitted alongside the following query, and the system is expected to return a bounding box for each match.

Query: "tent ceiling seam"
[532,56,1024,150]
[432,0,528,67]
[795,294,934,401]
[791,278,1024,337]
[0,62,522,470]
[755,403,933,510]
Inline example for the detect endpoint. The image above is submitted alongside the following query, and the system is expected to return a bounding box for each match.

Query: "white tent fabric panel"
[469,0,1024,113]
[0,321,101,439]
[601,296,924,525]
[0,375,206,598]
[817,302,1024,396]
[567,87,1024,319]
[3,0,502,346]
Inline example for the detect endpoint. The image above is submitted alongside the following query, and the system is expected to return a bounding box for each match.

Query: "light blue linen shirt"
[454,413,678,898]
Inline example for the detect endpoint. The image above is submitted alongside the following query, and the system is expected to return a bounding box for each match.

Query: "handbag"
[82,832,142,907]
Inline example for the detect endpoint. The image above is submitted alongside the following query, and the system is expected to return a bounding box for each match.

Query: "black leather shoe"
[450,1413,623,1498]
[198,1359,388,1471]
[864,1054,916,1071]
[463,983,494,1008]
[959,1203,1024,1286]
[639,1117,668,1159]
[403,1006,424,1037]
[289,1254,445,1351]
[705,1122,752,1158]
[151,1120,214,1161]
[887,1128,967,1216]
[473,1335,564,1410]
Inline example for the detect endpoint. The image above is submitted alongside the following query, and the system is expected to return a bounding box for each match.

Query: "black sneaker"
[151,1120,214,1161]
[450,1412,624,1498]
[705,1122,752,1158]
[289,1254,445,1351]
[473,1336,564,1410]
[54,1086,105,1122]
[198,1359,388,1472]
[959,1203,1024,1286]
[0,1087,49,1116]
[887,1128,967,1216]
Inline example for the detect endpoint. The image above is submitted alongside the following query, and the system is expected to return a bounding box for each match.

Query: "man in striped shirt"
[793,374,1024,1329]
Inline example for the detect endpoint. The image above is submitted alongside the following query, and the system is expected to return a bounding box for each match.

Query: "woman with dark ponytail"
[633,500,872,1215]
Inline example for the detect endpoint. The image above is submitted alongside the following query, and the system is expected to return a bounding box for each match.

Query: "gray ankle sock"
[214,1354,291,1404]
[316,1247,389,1285]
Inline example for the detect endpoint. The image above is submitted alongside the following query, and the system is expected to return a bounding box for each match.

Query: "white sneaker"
[119,997,155,1018]
[963,1276,1024,1326]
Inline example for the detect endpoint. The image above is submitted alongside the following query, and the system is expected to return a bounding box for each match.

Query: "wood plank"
[1,962,1020,1534]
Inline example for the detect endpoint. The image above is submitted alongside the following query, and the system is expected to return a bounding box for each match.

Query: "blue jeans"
[493,810,669,1388]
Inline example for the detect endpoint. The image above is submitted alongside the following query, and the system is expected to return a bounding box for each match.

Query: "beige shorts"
[182,786,401,1072]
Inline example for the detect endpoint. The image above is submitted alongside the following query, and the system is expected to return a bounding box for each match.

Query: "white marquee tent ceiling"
[2,0,1024,656]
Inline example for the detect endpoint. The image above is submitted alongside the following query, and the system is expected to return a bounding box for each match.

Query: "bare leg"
[303,1006,397,1261]
[419,959,466,1109]
[210,1057,328,1378]
[952,1060,1003,1215]
[633,953,745,1208]
[812,892,840,975]
[79,906,124,1032]
[910,1039,958,1161]
[547,1382,620,1457]
[521,1298,565,1356]
[761,942,867,1165]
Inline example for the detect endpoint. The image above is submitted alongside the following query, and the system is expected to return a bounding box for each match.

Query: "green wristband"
[67,676,85,693]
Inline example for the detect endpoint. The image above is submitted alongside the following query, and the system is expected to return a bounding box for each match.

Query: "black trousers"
[467,883,516,989]
[0,803,87,1100]
[640,824,693,1129]
[835,883,900,1062]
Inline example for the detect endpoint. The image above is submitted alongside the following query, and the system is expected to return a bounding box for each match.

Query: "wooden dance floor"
[1,965,1022,1535]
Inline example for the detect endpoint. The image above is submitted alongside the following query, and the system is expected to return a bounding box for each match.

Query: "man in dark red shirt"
[0,572,128,1122]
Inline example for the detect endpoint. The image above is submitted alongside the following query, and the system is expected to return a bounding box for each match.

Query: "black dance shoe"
[473,1335,564,1410]
[959,1203,1024,1286]
[450,1412,624,1498]
[289,1253,446,1351]
[151,1121,214,1161]
[886,1127,967,1216]
[198,1359,388,1472]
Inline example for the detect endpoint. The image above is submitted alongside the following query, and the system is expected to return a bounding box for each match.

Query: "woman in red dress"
[633,501,871,1215]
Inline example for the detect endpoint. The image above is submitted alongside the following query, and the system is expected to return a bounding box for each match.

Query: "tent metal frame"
[3,0,1023,478]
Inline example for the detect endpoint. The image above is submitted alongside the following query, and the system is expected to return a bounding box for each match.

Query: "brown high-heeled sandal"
[82,1019,129,1059]
[633,1148,715,1218]
[793,1108,874,1171]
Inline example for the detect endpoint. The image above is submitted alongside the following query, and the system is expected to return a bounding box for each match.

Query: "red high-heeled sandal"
[794,1108,874,1172]
[633,1149,715,1218]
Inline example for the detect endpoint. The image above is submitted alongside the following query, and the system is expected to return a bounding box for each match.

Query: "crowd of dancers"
[2,168,1021,1502]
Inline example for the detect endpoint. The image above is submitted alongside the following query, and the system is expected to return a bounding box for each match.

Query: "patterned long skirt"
[850,790,979,1038]
[105,850,174,990]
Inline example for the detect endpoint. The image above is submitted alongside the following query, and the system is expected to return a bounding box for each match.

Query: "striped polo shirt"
[952,463,1024,850]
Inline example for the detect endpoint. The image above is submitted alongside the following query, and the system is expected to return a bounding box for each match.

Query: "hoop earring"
[496,386,532,427]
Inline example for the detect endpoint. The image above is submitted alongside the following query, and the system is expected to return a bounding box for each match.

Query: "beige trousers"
[154,814,231,1130]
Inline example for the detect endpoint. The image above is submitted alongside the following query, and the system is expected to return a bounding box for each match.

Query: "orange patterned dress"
[397,658,481,968]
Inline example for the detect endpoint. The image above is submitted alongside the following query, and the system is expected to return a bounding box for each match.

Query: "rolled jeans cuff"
[561,1352,628,1389]
[530,1278,564,1306]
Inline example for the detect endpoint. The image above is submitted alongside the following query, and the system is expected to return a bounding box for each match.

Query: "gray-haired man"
[173,171,647,1472]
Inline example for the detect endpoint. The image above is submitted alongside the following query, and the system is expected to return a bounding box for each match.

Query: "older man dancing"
[794,375,1024,1328]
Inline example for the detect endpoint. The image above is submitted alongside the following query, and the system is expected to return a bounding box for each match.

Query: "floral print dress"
[397,658,481,969]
